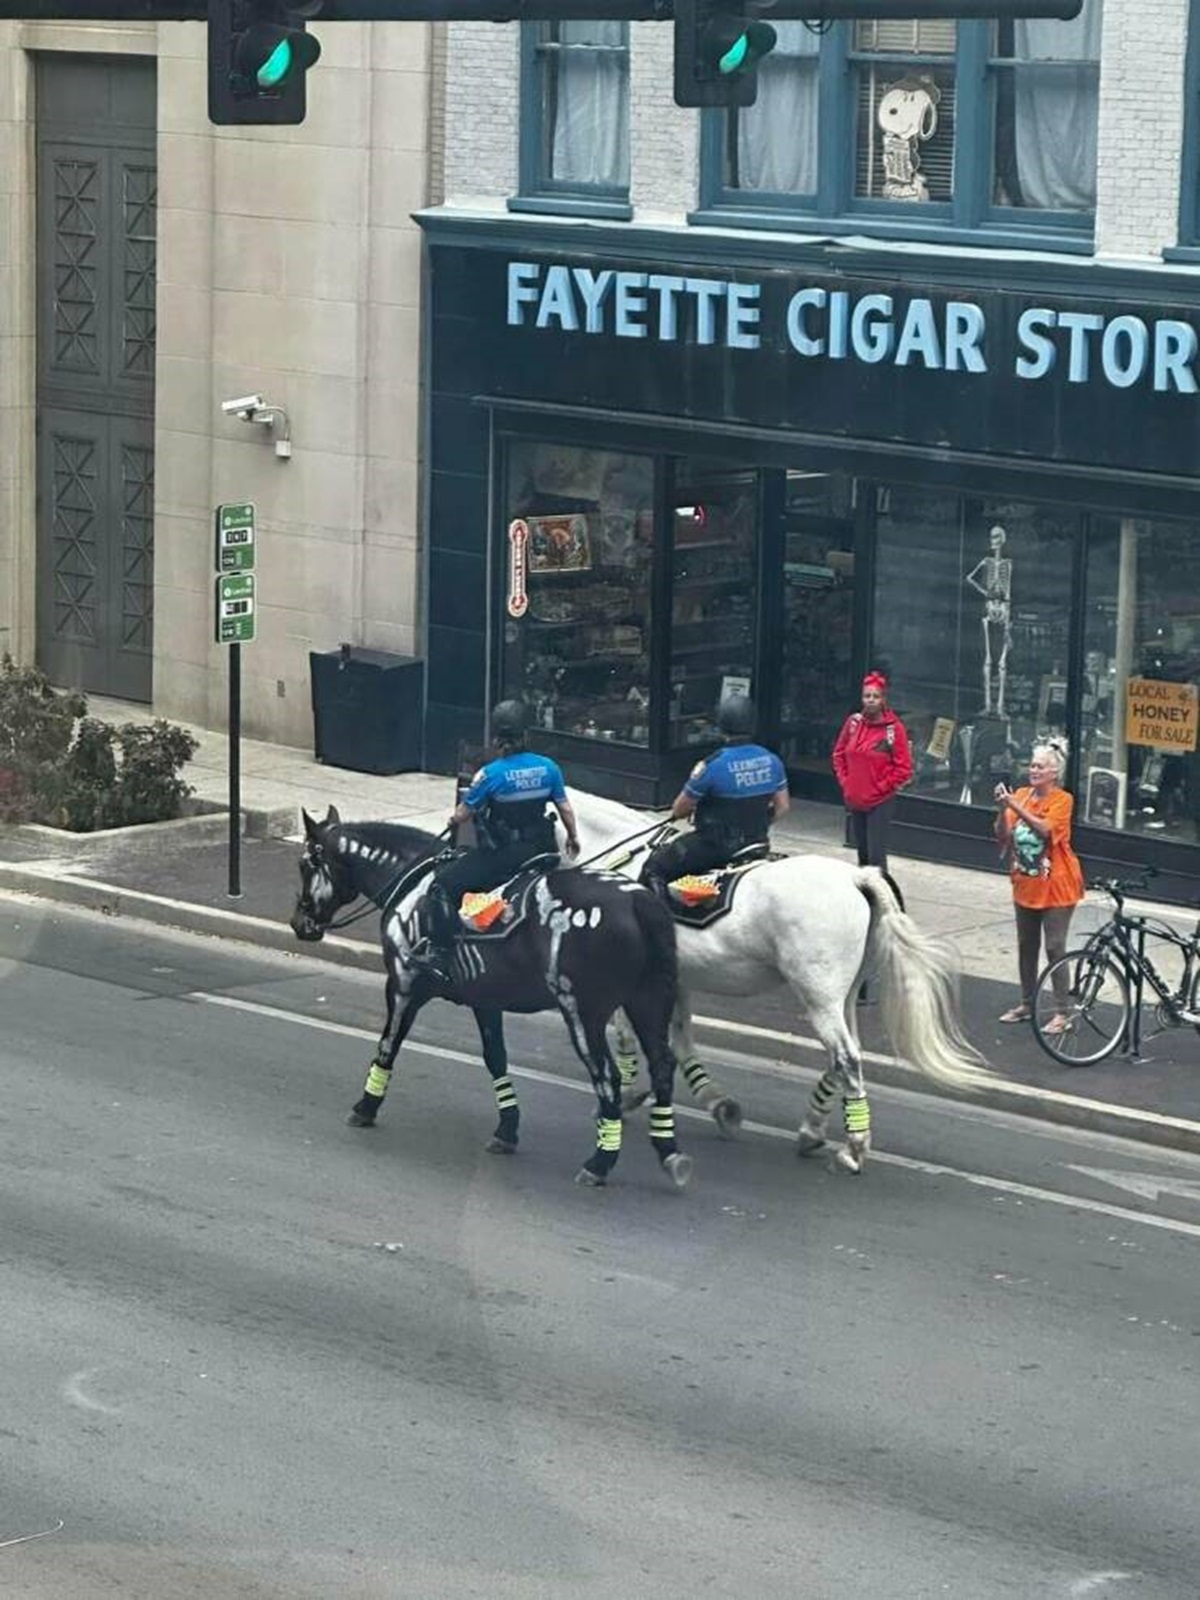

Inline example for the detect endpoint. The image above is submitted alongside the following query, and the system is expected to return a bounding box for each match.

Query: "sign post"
[214,505,258,898]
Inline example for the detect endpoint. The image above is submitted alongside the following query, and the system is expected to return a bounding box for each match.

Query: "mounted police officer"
[640,692,789,902]
[408,699,580,983]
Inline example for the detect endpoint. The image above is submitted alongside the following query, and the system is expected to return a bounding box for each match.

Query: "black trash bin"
[310,645,425,775]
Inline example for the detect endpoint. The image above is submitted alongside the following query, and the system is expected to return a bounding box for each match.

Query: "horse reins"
[575,819,676,872]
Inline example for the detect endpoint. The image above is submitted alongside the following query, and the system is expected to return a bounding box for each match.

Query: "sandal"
[1041,1013,1072,1036]
[999,1005,1031,1024]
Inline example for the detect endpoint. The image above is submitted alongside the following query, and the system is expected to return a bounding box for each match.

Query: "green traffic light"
[257,37,293,88]
[718,33,748,73]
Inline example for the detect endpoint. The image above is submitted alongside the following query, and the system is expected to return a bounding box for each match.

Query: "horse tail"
[854,869,992,1093]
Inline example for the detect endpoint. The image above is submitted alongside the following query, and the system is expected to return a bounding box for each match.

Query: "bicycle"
[1032,871,1200,1066]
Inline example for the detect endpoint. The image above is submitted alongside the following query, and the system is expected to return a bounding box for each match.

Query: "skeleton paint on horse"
[289,807,692,1190]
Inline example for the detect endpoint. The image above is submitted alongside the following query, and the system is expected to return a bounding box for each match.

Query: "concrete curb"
[3,860,1199,1159]
[3,802,297,860]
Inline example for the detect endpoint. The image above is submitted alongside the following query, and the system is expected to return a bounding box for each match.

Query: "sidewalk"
[3,698,1200,1156]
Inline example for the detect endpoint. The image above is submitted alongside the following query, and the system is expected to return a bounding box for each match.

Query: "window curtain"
[549,21,630,189]
[1012,0,1102,209]
[733,22,821,195]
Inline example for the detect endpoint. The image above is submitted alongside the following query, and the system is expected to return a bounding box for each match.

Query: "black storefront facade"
[419,214,1200,896]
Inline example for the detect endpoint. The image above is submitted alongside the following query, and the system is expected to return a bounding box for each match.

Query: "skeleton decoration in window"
[878,76,940,202]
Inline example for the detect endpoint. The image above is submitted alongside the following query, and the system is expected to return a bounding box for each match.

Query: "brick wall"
[443,21,520,204]
[1095,0,1189,258]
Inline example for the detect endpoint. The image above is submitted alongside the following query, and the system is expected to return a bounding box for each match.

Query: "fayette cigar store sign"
[505,261,1200,395]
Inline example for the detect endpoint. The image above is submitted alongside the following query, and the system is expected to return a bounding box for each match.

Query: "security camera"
[222,394,263,418]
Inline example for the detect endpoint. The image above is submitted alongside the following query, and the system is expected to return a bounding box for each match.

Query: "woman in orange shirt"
[993,740,1085,1033]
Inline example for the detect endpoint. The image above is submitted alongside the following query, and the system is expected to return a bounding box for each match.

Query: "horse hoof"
[834,1146,865,1175]
[796,1129,827,1158]
[662,1151,693,1190]
[711,1097,743,1140]
[575,1166,607,1187]
[346,1110,377,1128]
[621,1088,651,1116]
[485,1135,518,1155]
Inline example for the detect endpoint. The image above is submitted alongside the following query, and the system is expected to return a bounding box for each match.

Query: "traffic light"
[673,0,777,109]
[207,0,322,125]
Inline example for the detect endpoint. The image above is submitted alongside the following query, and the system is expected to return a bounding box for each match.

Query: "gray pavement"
[3,904,1200,1598]
[4,696,1200,1154]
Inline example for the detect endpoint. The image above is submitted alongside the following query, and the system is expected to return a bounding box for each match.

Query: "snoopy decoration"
[877,75,940,202]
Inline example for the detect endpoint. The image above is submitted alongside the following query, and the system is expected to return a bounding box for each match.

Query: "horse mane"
[328,818,443,867]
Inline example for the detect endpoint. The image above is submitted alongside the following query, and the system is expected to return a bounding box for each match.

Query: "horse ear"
[302,808,319,841]
[325,803,341,826]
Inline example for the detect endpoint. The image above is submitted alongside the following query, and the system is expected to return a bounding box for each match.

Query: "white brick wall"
[442,20,520,204]
[1095,0,1189,259]
[629,21,698,218]
[440,2,1200,262]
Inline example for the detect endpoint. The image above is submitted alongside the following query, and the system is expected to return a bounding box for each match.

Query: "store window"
[669,462,758,748]
[871,489,1074,805]
[519,21,630,202]
[502,441,653,746]
[707,1,1100,240]
[1080,518,1200,840]
[778,472,857,773]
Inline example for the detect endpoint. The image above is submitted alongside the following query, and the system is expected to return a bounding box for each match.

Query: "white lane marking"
[1069,1165,1200,1205]
[63,1368,121,1415]
[692,1012,1200,1136]
[191,992,1200,1242]
[1068,1574,1134,1596]
[0,1519,64,1550]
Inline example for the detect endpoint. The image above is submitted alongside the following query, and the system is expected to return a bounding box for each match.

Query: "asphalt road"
[3,898,1200,1599]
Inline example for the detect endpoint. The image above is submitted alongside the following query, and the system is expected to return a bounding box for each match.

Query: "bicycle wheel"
[1032,951,1130,1066]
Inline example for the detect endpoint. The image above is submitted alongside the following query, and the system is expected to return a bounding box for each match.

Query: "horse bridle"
[300,833,452,933]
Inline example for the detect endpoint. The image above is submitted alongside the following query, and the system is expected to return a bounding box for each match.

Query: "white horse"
[569,791,988,1173]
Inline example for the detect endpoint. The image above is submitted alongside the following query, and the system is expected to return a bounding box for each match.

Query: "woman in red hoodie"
[831,670,913,910]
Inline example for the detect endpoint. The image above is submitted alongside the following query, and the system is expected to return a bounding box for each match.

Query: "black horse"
[289,807,692,1189]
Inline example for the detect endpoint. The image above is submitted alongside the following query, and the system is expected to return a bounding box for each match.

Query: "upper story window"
[708,1,1101,244]
[519,21,630,207]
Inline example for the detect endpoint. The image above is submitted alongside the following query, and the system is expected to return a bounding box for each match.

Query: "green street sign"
[215,572,257,644]
[215,502,256,573]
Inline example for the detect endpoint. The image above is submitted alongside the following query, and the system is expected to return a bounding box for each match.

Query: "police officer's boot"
[407,883,457,986]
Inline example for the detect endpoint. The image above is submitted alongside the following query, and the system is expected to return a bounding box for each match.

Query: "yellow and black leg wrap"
[649,1104,679,1158]
[486,1073,520,1151]
[682,1059,714,1103]
[581,1115,623,1180]
[616,1053,640,1090]
[351,1060,392,1123]
[810,1072,837,1119]
[843,1095,871,1139]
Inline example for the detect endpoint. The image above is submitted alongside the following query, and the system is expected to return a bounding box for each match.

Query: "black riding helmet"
[716,692,756,740]
[491,698,530,747]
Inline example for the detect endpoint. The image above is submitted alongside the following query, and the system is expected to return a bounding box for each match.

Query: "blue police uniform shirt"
[685,743,786,803]
[464,750,567,812]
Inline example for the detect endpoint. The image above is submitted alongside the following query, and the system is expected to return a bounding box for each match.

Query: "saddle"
[665,844,777,930]
[452,854,559,944]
